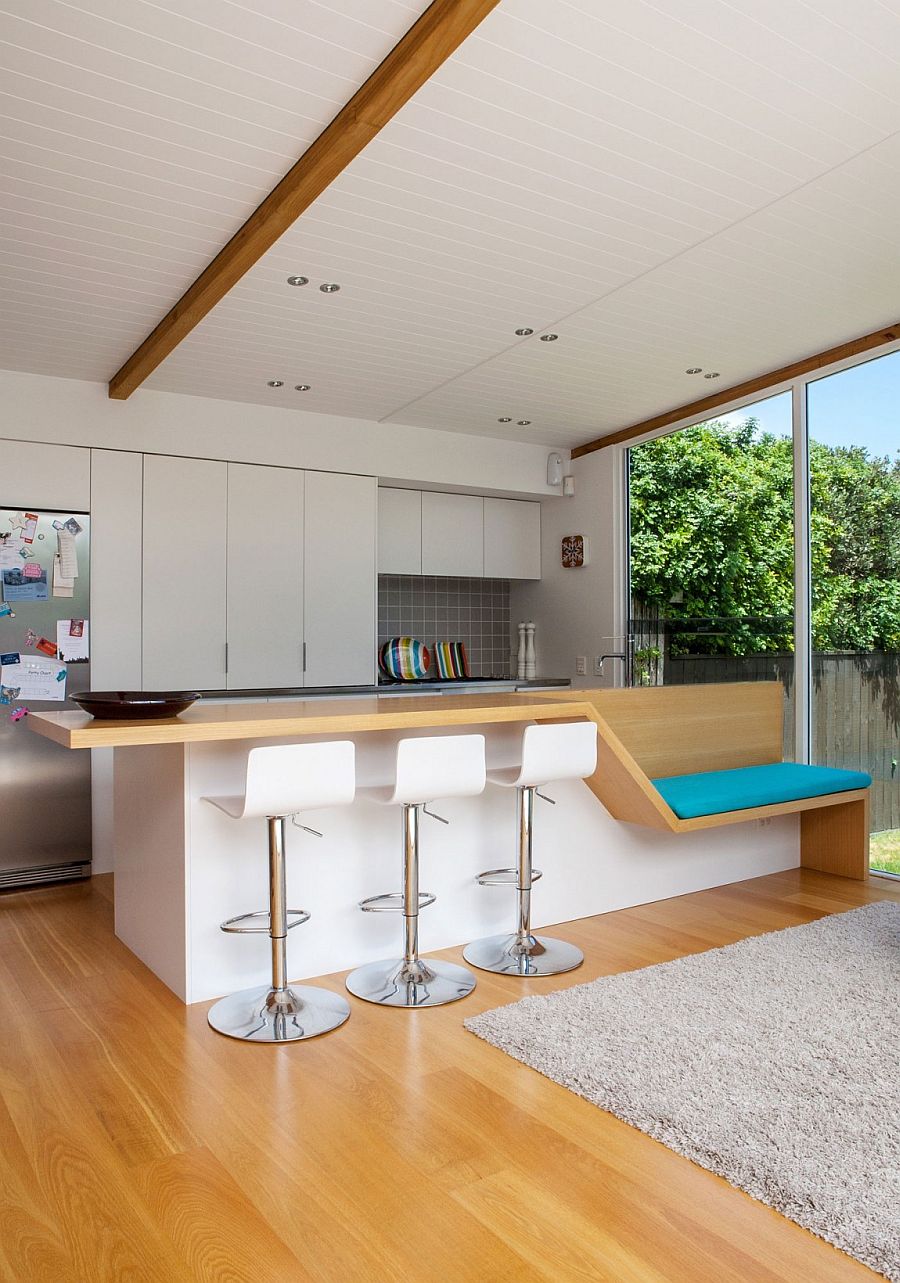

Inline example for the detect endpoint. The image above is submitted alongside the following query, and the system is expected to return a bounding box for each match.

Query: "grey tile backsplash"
[378,575,511,679]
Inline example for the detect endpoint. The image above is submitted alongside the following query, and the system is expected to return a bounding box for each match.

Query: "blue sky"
[716,349,899,457]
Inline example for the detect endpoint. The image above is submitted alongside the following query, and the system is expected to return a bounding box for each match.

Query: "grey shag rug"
[465,902,900,1281]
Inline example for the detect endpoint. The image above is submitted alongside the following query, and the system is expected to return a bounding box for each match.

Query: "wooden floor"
[1,870,897,1283]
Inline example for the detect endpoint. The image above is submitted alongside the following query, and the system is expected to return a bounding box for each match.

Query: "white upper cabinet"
[421,492,484,577]
[484,498,541,579]
[0,440,90,511]
[304,471,376,687]
[378,487,422,574]
[226,463,304,690]
[142,455,227,691]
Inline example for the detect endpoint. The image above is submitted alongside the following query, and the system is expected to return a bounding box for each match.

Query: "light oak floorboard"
[0,868,897,1282]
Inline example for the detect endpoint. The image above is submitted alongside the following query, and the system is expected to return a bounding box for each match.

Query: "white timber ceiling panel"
[3,0,900,447]
[0,0,428,380]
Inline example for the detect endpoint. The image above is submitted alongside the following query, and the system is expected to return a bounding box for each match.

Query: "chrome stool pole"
[208,815,350,1043]
[346,802,477,1009]
[464,788,581,977]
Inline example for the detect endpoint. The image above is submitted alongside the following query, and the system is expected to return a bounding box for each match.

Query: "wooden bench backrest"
[589,681,784,779]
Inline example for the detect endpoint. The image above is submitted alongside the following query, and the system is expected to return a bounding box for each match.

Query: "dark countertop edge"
[195,678,571,700]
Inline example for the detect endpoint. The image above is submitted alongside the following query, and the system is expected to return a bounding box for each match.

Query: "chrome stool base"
[207,982,350,1042]
[345,956,476,1008]
[463,931,583,977]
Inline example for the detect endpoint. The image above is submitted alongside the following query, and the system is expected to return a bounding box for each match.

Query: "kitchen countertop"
[27,690,591,750]
[198,677,571,700]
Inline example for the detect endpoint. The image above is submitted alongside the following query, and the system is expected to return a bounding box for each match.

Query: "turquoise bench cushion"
[651,761,871,820]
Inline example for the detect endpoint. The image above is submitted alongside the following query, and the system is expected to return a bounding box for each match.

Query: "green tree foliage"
[629,419,900,655]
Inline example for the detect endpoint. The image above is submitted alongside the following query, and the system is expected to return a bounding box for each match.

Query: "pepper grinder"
[516,622,527,680]
[525,621,536,680]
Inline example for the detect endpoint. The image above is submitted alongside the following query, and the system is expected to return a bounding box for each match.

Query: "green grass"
[871,829,900,875]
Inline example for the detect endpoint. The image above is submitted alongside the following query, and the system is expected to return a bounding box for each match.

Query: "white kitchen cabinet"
[304,471,376,686]
[378,487,422,574]
[421,492,484,577]
[91,449,143,688]
[142,454,227,691]
[226,463,304,689]
[0,439,90,511]
[484,498,541,579]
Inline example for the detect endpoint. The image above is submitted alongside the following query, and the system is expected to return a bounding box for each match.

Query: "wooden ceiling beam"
[108,0,501,400]
[571,321,900,457]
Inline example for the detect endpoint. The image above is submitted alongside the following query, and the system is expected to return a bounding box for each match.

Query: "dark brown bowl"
[71,691,200,720]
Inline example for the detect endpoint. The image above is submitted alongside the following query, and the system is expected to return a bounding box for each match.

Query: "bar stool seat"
[464,720,598,977]
[204,741,355,1043]
[346,734,485,1008]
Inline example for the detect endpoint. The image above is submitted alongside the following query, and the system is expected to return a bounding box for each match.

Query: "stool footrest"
[475,867,543,886]
[220,908,310,934]
[359,891,436,913]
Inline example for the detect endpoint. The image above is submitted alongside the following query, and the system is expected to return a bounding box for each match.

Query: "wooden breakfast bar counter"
[28,689,803,1004]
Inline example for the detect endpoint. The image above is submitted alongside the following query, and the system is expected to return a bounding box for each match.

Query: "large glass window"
[808,353,900,874]
[627,393,795,755]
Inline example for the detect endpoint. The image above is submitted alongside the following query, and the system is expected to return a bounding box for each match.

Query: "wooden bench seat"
[539,682,870,880]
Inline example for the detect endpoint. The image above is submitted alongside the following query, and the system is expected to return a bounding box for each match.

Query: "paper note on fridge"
[52,556,74,598]
[0,656,65,701]
[56,620,89,662]
[1,568,48,600]
[57,529,78,579]
[0,537,25,570]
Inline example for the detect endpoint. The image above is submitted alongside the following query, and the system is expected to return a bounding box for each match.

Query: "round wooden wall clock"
[561,533,588,568]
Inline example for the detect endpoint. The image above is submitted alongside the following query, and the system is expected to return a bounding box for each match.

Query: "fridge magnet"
[561,533,589,569]
[0,686,21,705]
[52,520,64,531]
[64,517,84,536]
[1,568,48,600]
[0,602,15,619]
[21,513,39,544]
[35,636,58,658]
[25,629,38,648]
[23,562,42,580]
[10,707,28,722]
[0,652,21,666]
[56,667,67,682]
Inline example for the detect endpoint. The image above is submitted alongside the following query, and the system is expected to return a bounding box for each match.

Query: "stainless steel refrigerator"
[0,508,91,888]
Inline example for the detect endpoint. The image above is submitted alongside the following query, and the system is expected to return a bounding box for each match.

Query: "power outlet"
[575,656,587,676]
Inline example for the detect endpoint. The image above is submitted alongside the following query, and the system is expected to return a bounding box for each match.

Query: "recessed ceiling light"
[704,371,720,379]
[267,379,284,388]
[320,283,340,293]
[540,333,559,342]
[685,367,702,374]
[286,275,309,287]
[294,384,311,392]
[515,327,534,336]
[498,417,512,423]
[517,420,532,426]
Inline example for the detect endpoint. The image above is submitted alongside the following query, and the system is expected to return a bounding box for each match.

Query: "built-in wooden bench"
[541,682,871,880]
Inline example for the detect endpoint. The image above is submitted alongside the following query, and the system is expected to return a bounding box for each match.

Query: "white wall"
[0,371,562,498]
[511,446,625,686]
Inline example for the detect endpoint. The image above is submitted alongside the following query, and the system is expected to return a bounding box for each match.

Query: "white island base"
[113,723,800,1005]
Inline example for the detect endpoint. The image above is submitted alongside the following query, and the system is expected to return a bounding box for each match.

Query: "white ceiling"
[3,0,900,448]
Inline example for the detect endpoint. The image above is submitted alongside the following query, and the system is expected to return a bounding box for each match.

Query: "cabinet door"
[226,463,303,689]
[304,472,376,686]
[421,492,484,576]
[142,455,227,690]
[484,498,541,579]
[378,487,422,574]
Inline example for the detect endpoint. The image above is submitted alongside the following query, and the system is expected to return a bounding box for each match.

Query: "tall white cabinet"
[142,455,228,690]
[304,471,376,686]
[226,463,304,690]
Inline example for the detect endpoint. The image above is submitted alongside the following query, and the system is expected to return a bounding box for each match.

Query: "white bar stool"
[464,721,598,977]
[204,741,355,1043]
[346,734,486,1008]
